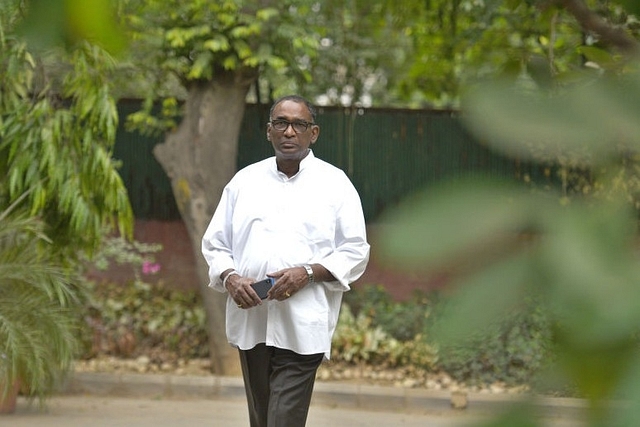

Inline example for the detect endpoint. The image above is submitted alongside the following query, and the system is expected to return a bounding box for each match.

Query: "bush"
[344,284,434,341]
[79,281,208,362]
[433,296,553,386]
[331,304,437,369]
[342,285,553,387]
[76,279,552,388]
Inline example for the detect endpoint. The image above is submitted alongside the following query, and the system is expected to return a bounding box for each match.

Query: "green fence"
[114,101,540,222]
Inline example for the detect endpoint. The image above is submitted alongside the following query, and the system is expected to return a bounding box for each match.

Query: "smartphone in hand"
[250,277,274,299]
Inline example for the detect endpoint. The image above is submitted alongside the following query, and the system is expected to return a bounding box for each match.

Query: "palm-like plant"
[0,200,82,408]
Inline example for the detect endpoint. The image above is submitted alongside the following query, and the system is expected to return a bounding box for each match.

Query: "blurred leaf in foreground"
[16,0,126,54]
[378,57,640,424]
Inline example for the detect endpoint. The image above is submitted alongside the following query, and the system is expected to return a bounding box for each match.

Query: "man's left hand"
[266,266,310,301]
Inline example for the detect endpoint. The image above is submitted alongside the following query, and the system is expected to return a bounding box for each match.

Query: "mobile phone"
[250,277,274,299]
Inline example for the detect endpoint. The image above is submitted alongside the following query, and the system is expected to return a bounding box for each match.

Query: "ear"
[310,125,319,144]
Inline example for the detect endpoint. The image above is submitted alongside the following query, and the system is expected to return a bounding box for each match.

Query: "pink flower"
[142,261,161,275]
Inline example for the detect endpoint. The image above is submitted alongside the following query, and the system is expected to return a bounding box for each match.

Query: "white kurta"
[201,151,370,358]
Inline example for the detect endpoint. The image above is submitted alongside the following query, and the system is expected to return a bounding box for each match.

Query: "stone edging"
[61,371,587,419]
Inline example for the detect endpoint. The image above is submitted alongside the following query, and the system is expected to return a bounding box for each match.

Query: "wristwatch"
[303,265,314,284]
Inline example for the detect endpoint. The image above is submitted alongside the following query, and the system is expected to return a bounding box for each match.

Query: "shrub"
[432,296,553,386]
[344,284,434,341]
[79,281,208,361]
[342,285,552,387]
[331,304,437,369]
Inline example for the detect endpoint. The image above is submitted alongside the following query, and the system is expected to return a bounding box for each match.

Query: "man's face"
[267,100,319,161]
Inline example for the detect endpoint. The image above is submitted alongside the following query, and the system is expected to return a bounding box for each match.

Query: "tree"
[383,0,640,108]
[292,0,413,107]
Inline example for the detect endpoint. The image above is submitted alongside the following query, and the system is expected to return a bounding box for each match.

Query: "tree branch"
[555,0,640,55]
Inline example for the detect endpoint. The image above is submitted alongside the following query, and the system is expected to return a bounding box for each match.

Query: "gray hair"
[269,95,317,123]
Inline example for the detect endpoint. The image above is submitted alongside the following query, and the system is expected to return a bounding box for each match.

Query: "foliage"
[119,0,320,134]
[0,204,83,405]
[0,5,134,406]
[291,0,412,107]
[77,278,553,387]
[0,13,133,259]
[341,285,551,386]
[377,3,640,424]
[344,284,433,341]
[13,0,126,54]
[82,231,162,278]
[331,303,436,369]
[435,295,553,386]
[77,234,206,361]
[80,281,208,361]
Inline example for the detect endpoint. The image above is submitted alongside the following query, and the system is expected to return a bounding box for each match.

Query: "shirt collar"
[273,149,315,180]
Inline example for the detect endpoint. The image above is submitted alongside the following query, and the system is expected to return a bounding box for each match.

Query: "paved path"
[4,394,583,427]
[0,372,587,426]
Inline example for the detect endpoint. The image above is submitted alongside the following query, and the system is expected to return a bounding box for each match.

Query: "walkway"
[1,372,586,427]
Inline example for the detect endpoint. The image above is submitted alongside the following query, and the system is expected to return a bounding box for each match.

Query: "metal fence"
[114,101,540,222]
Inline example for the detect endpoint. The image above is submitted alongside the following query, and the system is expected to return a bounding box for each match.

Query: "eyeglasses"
[269,119,315,133]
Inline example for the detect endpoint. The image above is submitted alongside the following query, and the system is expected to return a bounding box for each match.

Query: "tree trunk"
[153,71,255,375]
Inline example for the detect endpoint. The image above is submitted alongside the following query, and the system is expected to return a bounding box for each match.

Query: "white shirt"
[201,151,370,358]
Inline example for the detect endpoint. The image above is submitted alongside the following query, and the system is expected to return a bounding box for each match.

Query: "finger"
[234,287,252,308]
[246,287,263,305]
[268,287,291,301]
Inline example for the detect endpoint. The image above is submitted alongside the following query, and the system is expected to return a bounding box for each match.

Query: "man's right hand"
[224,272,263,309]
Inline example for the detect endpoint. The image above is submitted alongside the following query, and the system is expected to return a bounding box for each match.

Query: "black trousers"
[238,344,324,427]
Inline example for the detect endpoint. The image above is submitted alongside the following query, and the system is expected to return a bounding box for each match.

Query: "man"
[201,95,370,427]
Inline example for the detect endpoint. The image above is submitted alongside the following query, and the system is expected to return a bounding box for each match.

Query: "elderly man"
[202,94,370,427]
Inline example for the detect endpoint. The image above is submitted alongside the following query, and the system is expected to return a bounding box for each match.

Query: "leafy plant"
[0,15,133,260]
[341,285,552,385]
[80,282,208,361]
[434,296,553,386]
[331,304,436,369]
[0,203,82,406]
[80,231,162,285]
[344,285,433,341]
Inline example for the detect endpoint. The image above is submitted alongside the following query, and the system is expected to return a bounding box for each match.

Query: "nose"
[283,122,296,135]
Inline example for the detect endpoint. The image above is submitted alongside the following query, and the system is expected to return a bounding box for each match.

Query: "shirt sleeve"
[201,185,236,293]
[318,180,370,292]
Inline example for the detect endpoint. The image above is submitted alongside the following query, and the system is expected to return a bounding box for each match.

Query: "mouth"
[279,141,298,150]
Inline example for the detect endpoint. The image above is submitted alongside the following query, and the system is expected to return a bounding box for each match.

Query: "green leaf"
[577,46,616,68]
[222,55,237,70]
[541,201,640,345]
[187,52,213,80]
[256,8,279,22]
[203,35,231,52]
[462,74,640,164]
[233,40,252,59]
[617,0,640,16]
[377,178,540,269]
[431,253,534,346]
[17,0,126,54]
